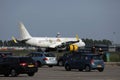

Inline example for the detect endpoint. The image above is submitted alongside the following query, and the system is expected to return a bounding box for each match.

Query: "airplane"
[12,22,85,52]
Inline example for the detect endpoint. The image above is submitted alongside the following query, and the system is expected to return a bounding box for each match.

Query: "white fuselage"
[26,37,85,48]
[16,22,85,49]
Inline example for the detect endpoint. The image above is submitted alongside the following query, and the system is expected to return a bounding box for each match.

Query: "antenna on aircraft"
[56,32,61,38]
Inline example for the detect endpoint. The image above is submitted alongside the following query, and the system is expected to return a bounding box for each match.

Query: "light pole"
[113,32,116,45]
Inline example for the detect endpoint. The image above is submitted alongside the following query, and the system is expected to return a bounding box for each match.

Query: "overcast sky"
[0,0,120,44]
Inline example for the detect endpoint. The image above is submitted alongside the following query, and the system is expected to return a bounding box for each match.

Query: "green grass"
[109,52,120,62]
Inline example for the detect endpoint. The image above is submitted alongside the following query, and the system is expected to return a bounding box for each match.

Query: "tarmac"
[104,62,120,66]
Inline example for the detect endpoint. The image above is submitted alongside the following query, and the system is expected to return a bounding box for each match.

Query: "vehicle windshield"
[44,53,55,57]
[82,55,102,60]
[91,55,102,60]
[19,57,34,63]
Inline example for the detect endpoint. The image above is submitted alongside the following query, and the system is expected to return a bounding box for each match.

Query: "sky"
[0,0,120,44]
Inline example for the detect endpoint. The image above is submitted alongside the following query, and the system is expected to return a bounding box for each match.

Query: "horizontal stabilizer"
[12,36,18,43]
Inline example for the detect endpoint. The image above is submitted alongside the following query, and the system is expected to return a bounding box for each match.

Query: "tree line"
[82,38,112,46]
[0,39,112,47]
[0,40,29,47]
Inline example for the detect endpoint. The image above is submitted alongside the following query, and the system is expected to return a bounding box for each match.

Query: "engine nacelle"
[45,45,79,52]
[68,44,79,51]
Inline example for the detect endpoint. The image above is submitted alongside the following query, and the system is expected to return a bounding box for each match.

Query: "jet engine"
[68,44,79,51]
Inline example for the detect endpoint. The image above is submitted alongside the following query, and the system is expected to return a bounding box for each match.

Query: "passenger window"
[71,56,80,61]
[34,54,38,57]
[10,58,18,63]
[3,58,9,62]
[40,54,43,57]
[36,54,41,57]
[36,54,38,57]
[28,54,32,57]
[81,56,87,60]
[85,56,88,60]
[32,54,36,57]
[81,56,84,59]
[0,58,3,62]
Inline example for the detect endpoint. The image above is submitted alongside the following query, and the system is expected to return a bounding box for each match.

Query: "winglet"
[76,34,79,41]
[12,36,17,43]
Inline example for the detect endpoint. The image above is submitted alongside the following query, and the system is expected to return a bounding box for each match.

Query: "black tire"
[65,64,71,71]
[79,69,83,71]
[48,65,53,67]
[4,73,9,77]
[37,61,42,67]
[85,65,91,72]
[28,73,35,76]
[98,68,104,72]
[10,69,18,77]
[58,61,64,66]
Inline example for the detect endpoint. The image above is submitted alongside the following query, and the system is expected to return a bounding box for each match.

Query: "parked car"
[0,56,38,77]
[65,53,104,72]
[57,52,75,66]
[27,52,57,67]
[57,51,84,66]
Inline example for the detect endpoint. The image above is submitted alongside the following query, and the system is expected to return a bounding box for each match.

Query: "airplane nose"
[82,42,85,47]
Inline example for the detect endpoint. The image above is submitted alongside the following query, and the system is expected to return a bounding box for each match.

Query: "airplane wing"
[61,34,79,46]
[50,34,80,48]
[12,36,30,44]
[49,42,62,48]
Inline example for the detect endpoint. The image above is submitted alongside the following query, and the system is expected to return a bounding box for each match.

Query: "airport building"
[84,44,120,52]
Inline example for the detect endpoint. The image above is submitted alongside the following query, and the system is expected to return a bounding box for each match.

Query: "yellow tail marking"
[12,36,17,43]
[76,34,79,41]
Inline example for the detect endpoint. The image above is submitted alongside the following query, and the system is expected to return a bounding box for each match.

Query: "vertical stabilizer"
[19,22,32,39]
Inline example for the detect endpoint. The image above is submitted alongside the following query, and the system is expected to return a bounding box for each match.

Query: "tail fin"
[19,22,32,39]
[75,34,79,41]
